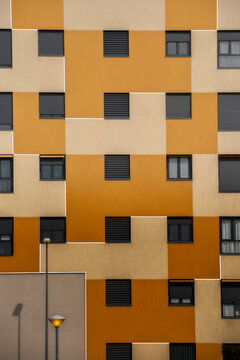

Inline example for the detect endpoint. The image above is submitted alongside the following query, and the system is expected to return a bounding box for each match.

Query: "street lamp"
[48,315,65,360]
[43,237,51,360]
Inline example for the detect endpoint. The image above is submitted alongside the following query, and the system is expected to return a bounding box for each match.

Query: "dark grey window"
[0,93,12,130]
[0,218,13,256]
[170,344,196,360]
[218,31,240,69]
[167,156,192,180]
[40,157,65,180]
[0,30,12,67]
[0,158,13,193]
[222,344,240,360]
[106,343,132,360]
[166,94,191,119]
[221,282,240,318]
[38,30,64,56]
[39,93,65,119]
[106,279,131,306]
[218,94,240,131]
[169,281,194,306]
[104,93,129,119]
[104,31,129,57]
[40,217,66,243]
[105,217,131,243]
[166,31,191,57]
[219,156,240,193]
[105,155,130,180]
[168,218,193,243]
[220,218,240,255]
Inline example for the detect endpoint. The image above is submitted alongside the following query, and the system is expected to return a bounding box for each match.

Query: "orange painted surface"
[0,218,39,272]
[168,217,220,279]
[13,93,65,154]
[165,0,217,30]
[167,93,218,154]
[196,344,222,360]
[87,280,195,359]
[65,31,191,118]
[12,0,64,29]
[66,155,192,242]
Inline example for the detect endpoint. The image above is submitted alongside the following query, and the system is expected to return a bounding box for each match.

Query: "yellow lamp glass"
[48,315,65,328]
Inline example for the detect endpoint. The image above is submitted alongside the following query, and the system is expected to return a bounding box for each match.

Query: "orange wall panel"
[196,344,222,360]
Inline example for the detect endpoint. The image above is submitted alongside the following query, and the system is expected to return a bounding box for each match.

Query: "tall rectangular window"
[0,218,13,256]
[218,31,240,69]
[104,31,129,57]
[0,93,12,130]
[0,30,12,67]
[220,218,240,255]
[167,156,192,180]
[168,218,193,243]
[39,93,65,119]
[40,218,66,243]
[106,343,132,360]
[106,279,131,306]
[169,281,194,306]
[105,155,130,180]
[219,156,240,193]
[104,93,129,119]
[218,93,240,131]
[166,94,191,119]
[0,158,13,193]
[38,30,64,56]
[166,31,191,57]
[105,217,131,243]
[40,156,65,181]
[170,344,196,360]
[221,282,240,318]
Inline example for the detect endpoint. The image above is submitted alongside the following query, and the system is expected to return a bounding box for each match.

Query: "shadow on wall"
[13,303,23,360]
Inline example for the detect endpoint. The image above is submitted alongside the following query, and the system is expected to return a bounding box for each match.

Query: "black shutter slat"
[170,344,196,360]
[218,94,240,131]
[218,31,240,41]
[106,343,132,360]
[106,280,131,306]
[222,283,240,302]
[105,217,131,243]
[104,31,129,57]
[0,218,13,234]
[166,31,191,42]
[105,155,130,180]
[219,157,240,192]
[104,93,129,119]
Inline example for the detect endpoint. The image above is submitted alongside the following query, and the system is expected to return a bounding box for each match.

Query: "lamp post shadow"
[13,303,23,360]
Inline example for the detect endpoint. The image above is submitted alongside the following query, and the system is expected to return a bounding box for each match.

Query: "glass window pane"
[169,224,179,241]
[41,165,51,179]
[235,305,240,317]
[170,298,179,304]
[236,241,240,254]
[223,304,234,317]
[0,179,11,193]
[222,219,231,240]
[222,241,235,254]
[182,298,191,304]
[0,235,10,241]
[167,42,177,56]
[53,165,63,179]
[235,220,240,240]
[0,242,12,256]
[179,42,188,56]
[231,41,240,55]
[181,224,190,241]
[0,160,10,178]
[180,158,189,178]
[168,158,178,178]
[220,41,229,54]
[219,55,240,68]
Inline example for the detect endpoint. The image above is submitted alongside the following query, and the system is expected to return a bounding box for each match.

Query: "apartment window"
[39,93,65,119]
[169,281,194,306]
[104,93,129,119]
[38,30,64,56]
[220,218,240,255]
[166,94,191,119]
[168,218,193,243]
[0,30,12,67]
[166,31,191,57]
[104,31,129,57]
[222,344,240,360]
[0,218,13,256]
[0,158,13,193]
[0,93,12,130]
[40,218,66,243]
[221,282,240,318]
[40,157,65,181]
[218,93,240,131]
[106,279,131,306]
[170,344,196,360]
[167,156,192,180]
[105,217,131,243]
[219,156,240,193]
[218,31,240,69]
[105,155,130,180]
[106,343,132,360]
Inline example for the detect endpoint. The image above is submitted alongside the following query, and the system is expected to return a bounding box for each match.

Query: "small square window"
[0,30,12,67]
[40,157,65,181]
[0,93,12,130]
[106,343,132,360]
[221,282,240,318]
[220,217,240,255]
[166,94,191,119]
[39,93,65,119]
[105,155,130,180]
[106,279,131,306]
[38,30,64,56]
[0,158,13,193]
[104,93,129,119]
[168,218,193,243]
[40,217,66,243]
[169,281,194,306]
[0,218,13,256]
[166,31,191,57]
[218,31,240,69]
[105,217,131,243]
[104,31,129,57]
[167,156,192,180]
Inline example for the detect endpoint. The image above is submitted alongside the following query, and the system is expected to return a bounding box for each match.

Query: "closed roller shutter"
[105,217,131,243]
[106,343,132,360]
[106,280,131,306]
[104,93,129,119]
[105,155,130,180]
[170,343,196,360]
[104,31,129,57]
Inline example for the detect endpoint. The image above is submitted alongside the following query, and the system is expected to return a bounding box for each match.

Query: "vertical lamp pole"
[48,315,65,360]
[43,237,51,360]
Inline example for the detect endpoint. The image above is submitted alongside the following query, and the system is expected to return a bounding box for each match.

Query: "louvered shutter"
[106,343,132,360]
[105,217,131,243]
[218,94,240,131]
[105,155,130,180]
[106,280,131,306]
[104,31,129,57]
[222,282,240,302]
[166,94,191,119]
[170,344,196,360]
[104,93,129,119]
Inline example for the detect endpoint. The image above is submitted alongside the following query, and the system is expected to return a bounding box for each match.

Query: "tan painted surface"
[218,0,240,30]
[221,256,240,279]
[193,154,240,216]
[132,344,169,360]
[64,0,165,30]
[0,30,64,92]
[218,132,240,154]
[0,0,11,28]
[66,94,166,155]
[0,155,65,217]
[195,280,240,343]
[41,217,168,279]
[0,131,13,154]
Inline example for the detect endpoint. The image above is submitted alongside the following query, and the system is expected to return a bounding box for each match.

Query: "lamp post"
[48,315,65,360]
[43,237,51,360]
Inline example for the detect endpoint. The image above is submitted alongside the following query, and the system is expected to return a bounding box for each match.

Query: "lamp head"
[42,237,51,244]
[48,315,65,328]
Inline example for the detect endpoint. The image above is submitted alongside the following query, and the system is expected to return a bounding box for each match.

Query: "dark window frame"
[106,343,132,360]
[0,157,13,193]
[106,279,132,307]
[168,280,195,306]
[105,217,131,243]
[104,93,129,119]
[0,92,13,130]
[0,218,13,257]
[218,31,240,69]
[104,154,130,181]
[167,155,192,181]
[166,93,192,119]
[39,93,65,119]
[40,217,66,244]
[167,217,193,244]
[38,30,64,57]
[169,343,196,360]
[165,31,191,58]
[221,281,240,319]
[103,30,129,58]
[39,156,65,181]
[0,29,12,68]
[219,156,240,193]
[220,217,240,255]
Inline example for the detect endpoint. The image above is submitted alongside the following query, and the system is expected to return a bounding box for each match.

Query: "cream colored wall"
[0,0,11,28]
[221,257,240,279]
[0,30,64,92]
[218,132,240,154]
[0,131,13,154]
[0,155,65,216]
[218,0,240,30]
[41,217,168,279]
[64,0,165,30]
[66,94,166,155]
[132,344,169,360]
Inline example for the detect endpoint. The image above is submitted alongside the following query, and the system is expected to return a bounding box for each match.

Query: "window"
[39,93,65,119]
[221,282,240,318]
[104,31,129,57]
[218,31,240,69]
[170,344,196,360]
[106,343,132,360]
[219,156,240,193]
[166,31,191,57]
[40,157,65,181]
[40,218,66,243]
[166,94,191,119]
[168,218,193,243]
[104,93,129,119]
[105,155,130,180]
[218,93,240,131]
[169,281,194,306]
[106,279,131,306]
[0,93,12,130]
[0,30,12,67]
[220,218,240,255]
[105,217,131,243]
[0,158,13,193]
[0,218,13,256]
[167,156,192,180]
[38,30,64,56]
[222,344,240,360]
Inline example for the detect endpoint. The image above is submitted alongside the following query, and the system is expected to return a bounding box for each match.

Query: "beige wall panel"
[195,280,240,343]
[218,132,240,154]
[64,0,165,30]
[193,154,240,216]
[41,217,168,279]
[0,131,13,154]
[0,0,11,28]
[218,0,240,29]
[0,155,65,217]
[192,31,240,92]
[66,94,166,155]
[132,344,169,360]
[221,257,240,279]
[0,30,64,92]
